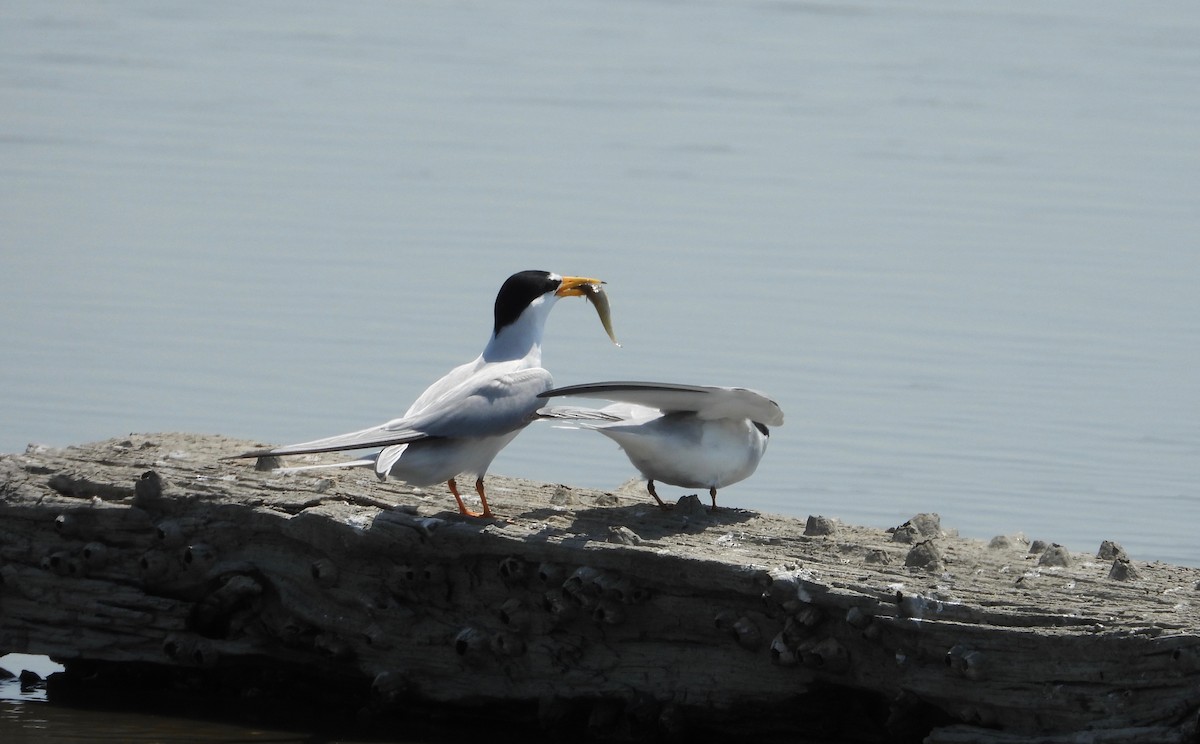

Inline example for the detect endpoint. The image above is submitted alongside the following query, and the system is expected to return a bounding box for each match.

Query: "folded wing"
[230,367,554,459]
[227,423,430,459]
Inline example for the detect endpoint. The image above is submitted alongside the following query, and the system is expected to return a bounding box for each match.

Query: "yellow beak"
[555,275,604,297]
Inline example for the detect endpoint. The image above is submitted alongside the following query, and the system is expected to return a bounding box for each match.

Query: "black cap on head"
[494,270,561,335]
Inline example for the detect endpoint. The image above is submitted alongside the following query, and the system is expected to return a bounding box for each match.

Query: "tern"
[537,381,784,510]
[228,270,615,518]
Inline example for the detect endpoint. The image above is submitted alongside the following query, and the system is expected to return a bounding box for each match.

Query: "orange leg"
[473,477,494,519]
[646,480,670,509]
[447,477,486,518]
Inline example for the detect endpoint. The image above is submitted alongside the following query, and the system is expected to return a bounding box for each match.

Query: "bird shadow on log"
[522,498,759,543]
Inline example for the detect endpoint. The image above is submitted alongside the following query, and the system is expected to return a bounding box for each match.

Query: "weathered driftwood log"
[2,433,1199,742]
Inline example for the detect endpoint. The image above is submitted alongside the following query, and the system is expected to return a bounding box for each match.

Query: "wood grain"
[2,433,1198,742]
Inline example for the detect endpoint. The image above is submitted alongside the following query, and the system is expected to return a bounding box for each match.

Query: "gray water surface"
[3,3,1197,564]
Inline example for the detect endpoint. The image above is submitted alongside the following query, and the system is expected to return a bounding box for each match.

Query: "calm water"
[3,0,1198,559]
[2,0,1199,735]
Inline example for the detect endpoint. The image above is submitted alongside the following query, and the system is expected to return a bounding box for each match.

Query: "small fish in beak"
[582,282,620,347]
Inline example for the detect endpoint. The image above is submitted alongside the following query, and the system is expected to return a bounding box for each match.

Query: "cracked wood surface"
[1,433,1199,742]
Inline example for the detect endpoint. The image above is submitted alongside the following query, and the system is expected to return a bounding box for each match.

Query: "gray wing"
[538,381,784,427]
[227,423,430,459]
[404,366,553,437]
[535,404,625,423]
[228,367,553,459]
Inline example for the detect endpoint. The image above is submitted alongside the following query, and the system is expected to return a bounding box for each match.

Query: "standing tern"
[537,381,784,510]
[228,270,615,518]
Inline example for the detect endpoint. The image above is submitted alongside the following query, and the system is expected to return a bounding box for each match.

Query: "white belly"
[598,414,768,490]
[377,431,523,486]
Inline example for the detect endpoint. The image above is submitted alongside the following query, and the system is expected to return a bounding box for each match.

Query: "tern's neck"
[482,300,554,364]
[483,333,542,365]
